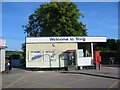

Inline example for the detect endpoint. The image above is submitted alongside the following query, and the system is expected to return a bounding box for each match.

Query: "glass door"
[68,52,76,65]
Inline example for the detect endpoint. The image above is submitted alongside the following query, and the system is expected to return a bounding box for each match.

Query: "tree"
[21,43,26,68]
[94,39,119,52]
[23,2,87,37]
[107,39,118,51]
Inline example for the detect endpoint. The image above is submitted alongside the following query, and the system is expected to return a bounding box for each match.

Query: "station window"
[60,52,68,60]
[28,51,43,62]
[78,43,92,57]
[44,50,56,61]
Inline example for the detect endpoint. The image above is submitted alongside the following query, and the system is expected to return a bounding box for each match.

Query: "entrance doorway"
[67,50,76,71]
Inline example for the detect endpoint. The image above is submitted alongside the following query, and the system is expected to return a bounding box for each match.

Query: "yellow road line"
[22,73,63,81]
[32,73,62,81]
[5,73,30,88]
[55,76,88,88]
[20,79,55,87]
[20,74,75,87]
[19,73,87,88]
[10,73,63,87]
[108,80,120,89]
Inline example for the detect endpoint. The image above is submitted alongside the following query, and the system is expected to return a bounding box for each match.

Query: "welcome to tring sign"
[26,36,106,43]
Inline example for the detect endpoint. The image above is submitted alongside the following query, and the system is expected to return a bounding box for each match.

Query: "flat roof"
[26,36,106,43]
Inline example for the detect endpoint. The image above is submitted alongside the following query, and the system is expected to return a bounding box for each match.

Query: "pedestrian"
[6,61,10,73]
[97,56,101,70]
[109,57,115,64]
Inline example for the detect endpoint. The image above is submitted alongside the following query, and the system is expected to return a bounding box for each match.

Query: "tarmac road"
[1,64,120,89]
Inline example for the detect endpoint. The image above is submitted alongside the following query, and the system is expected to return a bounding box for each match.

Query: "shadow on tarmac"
[60,71,120,80]
[102,64,120,68]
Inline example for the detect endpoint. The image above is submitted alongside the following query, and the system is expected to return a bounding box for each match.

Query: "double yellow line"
[55,76,88,88]
[5,73,30,88]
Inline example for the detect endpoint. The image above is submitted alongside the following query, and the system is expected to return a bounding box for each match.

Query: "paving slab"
[61,65,120,79]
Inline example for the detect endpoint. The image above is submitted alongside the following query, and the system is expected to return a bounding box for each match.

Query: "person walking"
[97,56,101,70]
[6,61,10,73]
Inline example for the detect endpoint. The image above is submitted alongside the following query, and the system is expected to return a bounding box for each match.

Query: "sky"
[1,2,118,51]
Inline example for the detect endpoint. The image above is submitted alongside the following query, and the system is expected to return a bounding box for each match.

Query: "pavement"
[61,64,120,79]
[1,64,120,89]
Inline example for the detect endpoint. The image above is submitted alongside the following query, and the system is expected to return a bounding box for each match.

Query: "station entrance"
[67,50,76,71]
[26,37,106,70]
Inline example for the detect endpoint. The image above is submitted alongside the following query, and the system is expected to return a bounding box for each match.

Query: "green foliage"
[21,43,25,53]
[106,39,117,51]
[6,50,23,62]
[6,51,23,57]
[95,47,111,52]
[94,39,119,52]
[23,2,87,37]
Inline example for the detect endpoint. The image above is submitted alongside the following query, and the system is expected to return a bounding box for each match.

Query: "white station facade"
[0,38,6,72]
[26,36,106,69]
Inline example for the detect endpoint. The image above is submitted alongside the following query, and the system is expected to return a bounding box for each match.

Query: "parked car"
[109,57,115,64]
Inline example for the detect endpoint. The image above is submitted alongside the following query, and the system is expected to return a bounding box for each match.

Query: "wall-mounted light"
[52,43,55,47]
